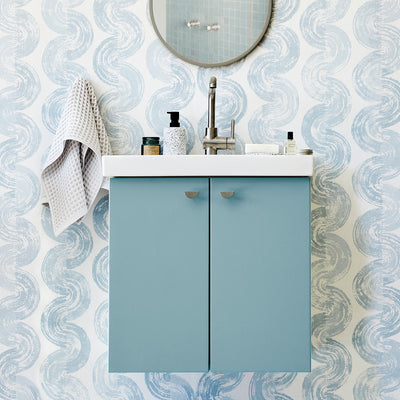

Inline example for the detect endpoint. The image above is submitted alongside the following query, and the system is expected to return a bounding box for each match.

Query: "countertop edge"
[102,155,314,177]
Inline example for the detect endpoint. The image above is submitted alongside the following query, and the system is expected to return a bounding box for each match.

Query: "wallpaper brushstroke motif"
[0,0,41,399]
[352,0,400,398]
[146,373,197,400]
[93,0,144,154]
[300,0,353,399]
[41,209,92,399]
[197,372,243,399]
[250,372,296,400]
[41,0,93,398]
[0,0,399,399]
[41,0,93,134]
[248,0,299,147]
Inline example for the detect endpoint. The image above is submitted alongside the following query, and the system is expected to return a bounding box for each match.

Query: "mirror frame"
[149,0,273,67]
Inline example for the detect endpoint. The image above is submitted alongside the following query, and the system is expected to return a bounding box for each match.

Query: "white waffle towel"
[41,78,112,236]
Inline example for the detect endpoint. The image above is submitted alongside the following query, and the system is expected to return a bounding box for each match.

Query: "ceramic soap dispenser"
[163,111,187,155]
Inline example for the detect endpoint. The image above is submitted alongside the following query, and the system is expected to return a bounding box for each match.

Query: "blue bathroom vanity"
[103,155,313,373]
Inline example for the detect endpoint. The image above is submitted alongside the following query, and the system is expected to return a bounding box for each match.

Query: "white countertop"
[102,155,313,177]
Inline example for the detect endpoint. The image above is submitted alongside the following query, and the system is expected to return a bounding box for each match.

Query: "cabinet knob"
[220,191,235,199]
[184,191,199,199]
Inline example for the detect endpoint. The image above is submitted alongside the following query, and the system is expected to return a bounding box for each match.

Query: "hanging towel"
[41,77,112,236]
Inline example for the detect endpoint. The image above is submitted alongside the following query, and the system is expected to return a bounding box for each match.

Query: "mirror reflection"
[150,0,273,67]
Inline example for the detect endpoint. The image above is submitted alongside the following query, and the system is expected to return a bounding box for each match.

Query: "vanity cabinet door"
[109,178,209,372]
[210,177,310,372]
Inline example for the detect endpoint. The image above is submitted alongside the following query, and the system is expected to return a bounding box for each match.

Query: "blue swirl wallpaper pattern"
[0,0,399,399]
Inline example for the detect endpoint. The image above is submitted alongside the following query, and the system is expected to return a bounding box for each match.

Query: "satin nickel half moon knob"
[220,191,235,198]
[184,191,199,199]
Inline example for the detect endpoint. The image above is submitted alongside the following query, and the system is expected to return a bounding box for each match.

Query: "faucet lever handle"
[230,119,235,139]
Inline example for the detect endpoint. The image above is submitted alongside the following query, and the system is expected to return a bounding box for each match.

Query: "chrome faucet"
[203,76,235,154]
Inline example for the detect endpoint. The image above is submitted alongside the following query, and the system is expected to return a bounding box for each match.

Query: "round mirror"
[150,0,273,67]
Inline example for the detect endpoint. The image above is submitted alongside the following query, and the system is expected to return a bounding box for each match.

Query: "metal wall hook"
[187,19,200,28]
[207,23,220,31]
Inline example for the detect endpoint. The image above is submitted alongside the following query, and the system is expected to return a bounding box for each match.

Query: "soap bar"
[245,144,280,154]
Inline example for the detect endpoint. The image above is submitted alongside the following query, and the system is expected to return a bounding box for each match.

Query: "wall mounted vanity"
[103,155,313,372]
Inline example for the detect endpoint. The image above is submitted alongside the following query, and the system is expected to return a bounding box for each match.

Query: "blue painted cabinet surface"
[109,178,209,372]
[109,177,310,372]
[211,177,310,371]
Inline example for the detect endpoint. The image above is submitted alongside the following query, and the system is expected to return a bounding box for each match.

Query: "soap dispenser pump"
[168,111,180,127]
[163,111,187,155]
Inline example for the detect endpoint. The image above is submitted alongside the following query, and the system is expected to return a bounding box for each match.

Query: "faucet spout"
[203,76,235,154]
[205,77,218,147]
[208,87,215,133]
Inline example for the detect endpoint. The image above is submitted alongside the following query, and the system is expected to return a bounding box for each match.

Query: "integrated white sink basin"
[102,155,313,177]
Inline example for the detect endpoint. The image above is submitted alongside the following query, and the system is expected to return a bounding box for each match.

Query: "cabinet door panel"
[211,177,310,371]
[109,178,209,372]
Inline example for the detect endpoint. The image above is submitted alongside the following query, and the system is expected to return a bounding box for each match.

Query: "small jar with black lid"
[141,137,161,155]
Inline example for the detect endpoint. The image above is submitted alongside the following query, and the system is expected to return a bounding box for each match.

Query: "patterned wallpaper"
[0,0,399,399]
